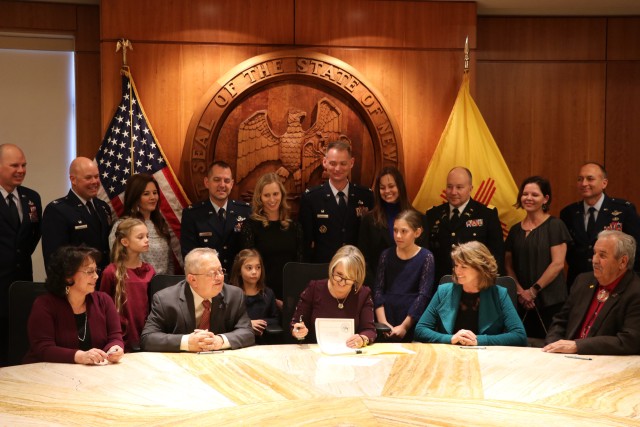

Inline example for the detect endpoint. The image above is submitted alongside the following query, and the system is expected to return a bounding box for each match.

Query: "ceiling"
[15,0,640,16]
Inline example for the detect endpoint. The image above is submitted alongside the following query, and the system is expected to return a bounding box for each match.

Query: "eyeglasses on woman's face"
[77,267,101,277]
[331,273,356,287]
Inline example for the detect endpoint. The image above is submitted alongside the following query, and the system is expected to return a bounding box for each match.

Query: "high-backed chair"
[439,274,518,308]
[281,262,329,343]
[148,274,183,303]
[8,281,47,366]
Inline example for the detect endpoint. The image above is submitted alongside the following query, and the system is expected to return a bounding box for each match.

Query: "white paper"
[315,318,356,355]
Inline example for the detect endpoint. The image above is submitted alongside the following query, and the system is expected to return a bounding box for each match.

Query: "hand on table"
[452,329,478,346]
[542,340,578,354]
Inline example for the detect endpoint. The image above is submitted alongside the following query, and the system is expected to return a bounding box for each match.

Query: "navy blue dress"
[373,247,436,340]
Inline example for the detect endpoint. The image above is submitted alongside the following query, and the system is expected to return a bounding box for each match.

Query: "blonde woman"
[101,218,155,351]
[241,172,303,304]
[291,245,376,348]
[415,241,527,346]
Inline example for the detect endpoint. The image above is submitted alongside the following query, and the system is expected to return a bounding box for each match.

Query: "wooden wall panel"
[0,1,76,32]
[76,52,101,157]
[75,5,100,52]
[476,62,606,215]
[100,0,294,44]
[477,17,606,61]
[605,62,640,207]
[296,0,476,49]
[607,17,640,60]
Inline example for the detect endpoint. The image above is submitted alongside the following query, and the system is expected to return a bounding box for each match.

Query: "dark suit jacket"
[24,291,124,364]
[299,181,373,263]
[545,270,640,355]
[41,190,112,268]
[180,199,251,272]
[0,186,41,316]
[560,195,640,287]
[140,281,254,351]
[425,199,505,283]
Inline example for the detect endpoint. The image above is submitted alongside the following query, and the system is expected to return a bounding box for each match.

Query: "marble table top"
[1,344,638,426]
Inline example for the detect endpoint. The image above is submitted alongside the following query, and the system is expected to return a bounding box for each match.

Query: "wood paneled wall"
[100,0,477,200]
[0,0,100,158]
[477,16,640,214]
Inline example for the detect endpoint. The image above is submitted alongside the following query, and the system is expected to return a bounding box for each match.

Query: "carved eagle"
[236,97,349,190]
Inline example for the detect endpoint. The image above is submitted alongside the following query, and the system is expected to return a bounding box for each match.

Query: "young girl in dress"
[373,209,436,341]
[230,249,279,342]
[101,218,155,351]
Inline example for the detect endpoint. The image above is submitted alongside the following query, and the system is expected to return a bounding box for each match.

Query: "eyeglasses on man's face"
[192,269,226,279]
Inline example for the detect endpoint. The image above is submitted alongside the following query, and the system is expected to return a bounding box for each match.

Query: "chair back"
[8,281,47,366]
[148,274,183,302]
[281,262,328,342]
[439,274,518,308]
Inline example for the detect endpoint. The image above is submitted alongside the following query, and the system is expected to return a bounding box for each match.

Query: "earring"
[65,286,70,295]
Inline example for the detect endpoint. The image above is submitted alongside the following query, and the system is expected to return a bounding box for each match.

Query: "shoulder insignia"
[305,185,323,194]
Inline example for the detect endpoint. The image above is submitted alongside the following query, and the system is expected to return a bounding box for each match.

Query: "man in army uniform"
[299,140,373,263]
[42,157,111,269]
[425,167,505,284]
[180,161,250,273]
[560,162,640,288]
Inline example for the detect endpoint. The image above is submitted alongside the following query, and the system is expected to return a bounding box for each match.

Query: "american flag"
[96,67,190,263]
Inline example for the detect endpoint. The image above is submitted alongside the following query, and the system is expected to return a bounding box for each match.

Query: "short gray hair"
[597,230,636,270]
[184,247,219,275]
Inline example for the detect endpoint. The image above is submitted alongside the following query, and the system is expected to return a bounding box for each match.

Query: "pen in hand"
[294,315,305,341]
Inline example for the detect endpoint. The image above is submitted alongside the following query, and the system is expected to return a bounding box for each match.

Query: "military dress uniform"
[0,186,41,365]
[41,190,112,269]
[560,195,640,288]
[180,199,251,272]
[299,181,373,263]
[425,198,505,284]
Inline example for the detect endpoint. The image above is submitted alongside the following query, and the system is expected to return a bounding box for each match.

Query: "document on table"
[315,318,355,355]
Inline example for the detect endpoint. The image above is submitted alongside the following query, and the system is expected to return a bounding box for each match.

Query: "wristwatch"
[532,283,542,292]
[359,334,369,347]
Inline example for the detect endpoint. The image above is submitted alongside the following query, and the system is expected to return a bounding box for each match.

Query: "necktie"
[6,194,20,229]
[337,191,347,218]
[586,207,597,236]
[198,300,211,330]
[218,207,226,224]
[450,207,460,228]
[87,200,100,223]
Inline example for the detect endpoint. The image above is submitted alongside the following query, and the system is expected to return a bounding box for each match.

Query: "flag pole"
[116,39,135,174]
[464,36,470,74]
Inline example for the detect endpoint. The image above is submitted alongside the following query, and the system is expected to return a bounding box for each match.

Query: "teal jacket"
[414,282,527,346]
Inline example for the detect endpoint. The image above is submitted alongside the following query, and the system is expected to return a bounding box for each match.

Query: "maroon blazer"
[24,291,124,364]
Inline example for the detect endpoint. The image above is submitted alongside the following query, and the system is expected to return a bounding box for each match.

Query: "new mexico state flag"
[413,73,525,237]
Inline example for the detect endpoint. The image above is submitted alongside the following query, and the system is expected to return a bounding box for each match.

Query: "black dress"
[241,218,303,300]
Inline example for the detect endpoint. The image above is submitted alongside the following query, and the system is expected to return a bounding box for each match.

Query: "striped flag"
[96,67,190,262]
[414,73,524,237]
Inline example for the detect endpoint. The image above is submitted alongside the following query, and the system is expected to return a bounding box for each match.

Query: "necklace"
[336,291,350,309]
[78,313,88,342]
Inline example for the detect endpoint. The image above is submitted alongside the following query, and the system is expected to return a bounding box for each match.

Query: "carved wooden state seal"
[182,50,403,208]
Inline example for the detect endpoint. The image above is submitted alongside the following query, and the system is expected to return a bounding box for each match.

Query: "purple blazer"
[24,291,124,364]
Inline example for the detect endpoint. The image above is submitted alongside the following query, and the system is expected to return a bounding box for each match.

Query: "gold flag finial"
[116,39,133,66]
[464,36,470,73]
